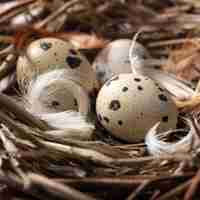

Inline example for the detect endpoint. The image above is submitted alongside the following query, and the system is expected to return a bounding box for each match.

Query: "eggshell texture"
[96,73,178,142]
[25,69,90,115]
[17,37,96,93]
[93,39,150,86]
[28,80,78,114]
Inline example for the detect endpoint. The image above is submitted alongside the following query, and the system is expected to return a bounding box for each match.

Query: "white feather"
[37,111,94,140]
[23,69,94,140]
[145,120,199,156]
[129,34,195,100]
[139,67,194,100]
[25,69,90,115]
[130,53,195,100]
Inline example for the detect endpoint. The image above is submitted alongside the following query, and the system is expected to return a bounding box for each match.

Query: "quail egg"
[17,37,97,93]
[93,39,150,86]
[25,69,90,115]
[96,73,178,142]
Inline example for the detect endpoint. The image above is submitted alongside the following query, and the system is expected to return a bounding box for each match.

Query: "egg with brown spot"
[17,37,97,93]
[93,39,150,86]
[96,73,178,142]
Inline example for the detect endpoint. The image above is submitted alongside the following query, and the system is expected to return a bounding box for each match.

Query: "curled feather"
[137,67,195,100]
[37,111,94,140]
[22,69,94,140]
[145,119,199,156]
[25,69,90,115]
[129,32,195,100]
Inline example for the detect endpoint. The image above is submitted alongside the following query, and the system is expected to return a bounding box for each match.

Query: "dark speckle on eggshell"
[118,120,123,126]
[134,78,141,82]
[109,100,121,111]
[103,116,110,123]
[70,49,78,55]
[154,66,160,70]
[137,85,143,91]
[51,100,60,106]
[122,86,128,92]
[66,56,82,69]
[40,42,52,51]
[74,98,78,106]
[154,82,165,92]
[162,116,169,122]
[158,87,164,92]
[158,94,168,102]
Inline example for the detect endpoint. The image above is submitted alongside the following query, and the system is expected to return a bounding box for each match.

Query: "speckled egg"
[25,69,90,115]
[96,74,178,142]
[17,37,96,93]
[93,39,150,86]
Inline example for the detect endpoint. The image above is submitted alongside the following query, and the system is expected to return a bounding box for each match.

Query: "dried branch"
[184,168,200,200]
[156,180,192,200]
[28,173,100,200]
[0,93,51,131]
[35,0,84,29]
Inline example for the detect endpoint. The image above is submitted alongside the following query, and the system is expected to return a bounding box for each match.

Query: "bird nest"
[0,0,200,200]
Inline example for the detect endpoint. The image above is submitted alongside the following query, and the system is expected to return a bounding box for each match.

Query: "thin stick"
[0,35,14,43]
[0,45,15,58]
[28,173,100,200]
[41,140,114,166]
[184,168,200,200]
[56,177,146,188]
[0,54,16,80]
[0,93,51,130]
[156,180,191,200]
[189,115,200,141]
[35,0,83,29]
[0,111,44,147]
[126,180,150,200]
[111,154,191,166]
[148,38,200,47]
[0,0,36,17]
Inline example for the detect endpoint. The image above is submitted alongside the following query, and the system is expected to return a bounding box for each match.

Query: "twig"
[0,45,15,58]
[41,140,114,166]
[189,114,200,141]
[56,177,145,189]
[175,95,200,110]
[111,154,191,166]
[0,111,44,148]
[0,0,37,24]
[0,93,51,130]
[126,180,150,200]
[148,38,200,47]
[0,170,101,199]
[0,35,14,43]
[0,0,36,17]
[55,174,193,189]
[184,168,200,200]
[0,125,30,186]
[0,54,16,80]
[35,0,84,29]
[150,190,161,200]
[156,179,192,200]
[28,173,100,200]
